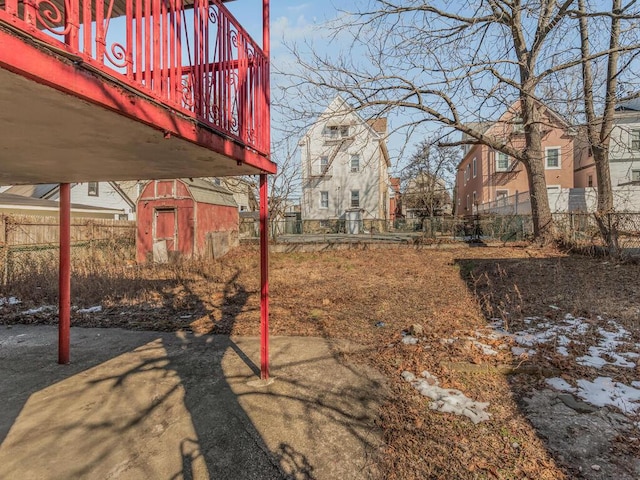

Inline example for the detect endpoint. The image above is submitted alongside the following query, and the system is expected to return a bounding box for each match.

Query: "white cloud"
[271,14,322,49]
[286,3,311,13]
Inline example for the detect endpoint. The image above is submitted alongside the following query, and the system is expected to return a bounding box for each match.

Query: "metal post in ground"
[259,173,270,381]
[58,183,71,364]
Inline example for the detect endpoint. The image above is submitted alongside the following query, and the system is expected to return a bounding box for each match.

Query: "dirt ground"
[2,244,640,479]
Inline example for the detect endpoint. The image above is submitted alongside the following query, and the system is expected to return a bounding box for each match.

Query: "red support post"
[58,183,71,364]
[262,0,270,152]
[259,173,269,380]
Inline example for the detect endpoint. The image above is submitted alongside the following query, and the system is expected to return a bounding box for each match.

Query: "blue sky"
[226,1,336,54]
[227,1,420,174]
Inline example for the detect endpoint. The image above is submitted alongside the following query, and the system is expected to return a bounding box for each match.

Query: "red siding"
[136,180,238,262]
[195,203,239,254]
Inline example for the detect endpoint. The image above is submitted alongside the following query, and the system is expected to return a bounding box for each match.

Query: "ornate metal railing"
[0,0,269,156]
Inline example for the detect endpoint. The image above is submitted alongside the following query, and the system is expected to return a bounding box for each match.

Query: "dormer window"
[327,125,350,138]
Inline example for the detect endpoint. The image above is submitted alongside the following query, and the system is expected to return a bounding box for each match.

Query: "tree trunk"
[592,145,619,256]
[577,0,621,257]
[522,98,555,244]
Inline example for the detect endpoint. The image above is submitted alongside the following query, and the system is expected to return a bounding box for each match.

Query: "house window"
[496,190,508,206]
[496,152,509,171]
[545,147,561,169]
[320,191,329,209]
[588,175,594,187]
[350,154,360,172]
[472,157,477,178]
[350,190,360,208]
[512,116,524,134]
[327,125,350,138]
[472,191,477,206]
[88,182,99,196]
[632,170,640,182]
[631,130,640,150]
[320,156,329,173]
[466,194,470,211]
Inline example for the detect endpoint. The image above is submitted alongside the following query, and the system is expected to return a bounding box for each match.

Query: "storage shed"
[136,179,239,262]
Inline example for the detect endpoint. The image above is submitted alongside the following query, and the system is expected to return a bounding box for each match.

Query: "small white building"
[3,182,136,219]
[610,100,640,187]
[299,96,391,225]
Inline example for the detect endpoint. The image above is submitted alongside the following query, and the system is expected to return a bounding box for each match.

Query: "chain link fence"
[241,213,640,254]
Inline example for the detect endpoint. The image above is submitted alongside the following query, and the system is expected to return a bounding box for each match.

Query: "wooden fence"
[0,214,135,246]
[0,215,136,285]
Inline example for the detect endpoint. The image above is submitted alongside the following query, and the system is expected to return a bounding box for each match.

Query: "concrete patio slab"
[0,326,387,479]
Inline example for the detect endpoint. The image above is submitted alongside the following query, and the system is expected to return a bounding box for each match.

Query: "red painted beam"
[0,29,277,175]
[263,0,271,153]
[58,183,71,364]
[259,173,269,380]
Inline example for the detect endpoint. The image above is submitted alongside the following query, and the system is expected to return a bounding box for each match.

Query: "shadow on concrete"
[0,271,386,479]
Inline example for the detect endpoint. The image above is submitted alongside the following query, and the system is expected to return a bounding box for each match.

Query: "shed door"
[154,208,177,251]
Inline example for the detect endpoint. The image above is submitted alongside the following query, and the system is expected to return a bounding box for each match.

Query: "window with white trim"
[472,157,477,178]
[496,189,508,206]
[472,191,477,206]
[326,125,350,138]
[88,182,99,197]
[631,130,640,150]
[545,147,561,169]
[320,191,329,209]
[496,152,509,172]
[350,190,360,208]
[632,170,640,182]
[350,154,360,172]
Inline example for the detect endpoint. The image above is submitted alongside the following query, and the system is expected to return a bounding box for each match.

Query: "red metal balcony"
[0,0,275,183]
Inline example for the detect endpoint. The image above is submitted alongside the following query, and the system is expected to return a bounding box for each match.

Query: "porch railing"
[0,0,269,156]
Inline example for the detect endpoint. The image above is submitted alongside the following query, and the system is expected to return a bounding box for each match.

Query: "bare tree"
[401,139,457,222]
[282,0,640,245]
[575,0,639,256]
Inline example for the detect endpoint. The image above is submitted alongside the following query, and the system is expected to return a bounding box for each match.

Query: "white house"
[3,182,136,219]
[299,96,391,225]
[610,99,640,187]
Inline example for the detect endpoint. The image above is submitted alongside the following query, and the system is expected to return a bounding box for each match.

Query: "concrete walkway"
[0,326,387,480]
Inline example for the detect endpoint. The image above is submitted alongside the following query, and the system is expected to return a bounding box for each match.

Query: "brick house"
[455,102,576,215]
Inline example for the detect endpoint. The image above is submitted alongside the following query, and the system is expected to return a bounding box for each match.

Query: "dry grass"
[2,243,640,479]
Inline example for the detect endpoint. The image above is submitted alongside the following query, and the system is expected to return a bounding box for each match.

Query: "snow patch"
[488,316,638,369]
[472,341,499,356]
[22,306,55,315]
[77,305,102,314]
[546,376,640,414]
[0,297,21,306]
[546,377,576,392]
[402,336,419,345]
[402,371,491,424]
